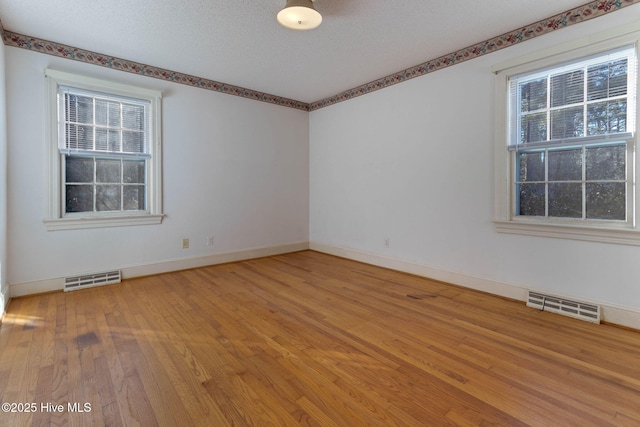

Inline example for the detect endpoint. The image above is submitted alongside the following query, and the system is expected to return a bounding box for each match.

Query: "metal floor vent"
[527,291,600,323]
[64,270,121,292]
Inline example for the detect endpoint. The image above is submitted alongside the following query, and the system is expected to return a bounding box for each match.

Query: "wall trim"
[9,241,309,298]
[309,241,640,331]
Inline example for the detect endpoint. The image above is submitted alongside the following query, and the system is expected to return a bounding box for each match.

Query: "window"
[44,70,163,230]
[513,47,634,222]
[494,31,640,245]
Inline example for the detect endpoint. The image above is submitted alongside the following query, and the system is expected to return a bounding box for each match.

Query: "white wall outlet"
[207,236,214,247]
[182,238,189,249]
[384,238,390,248]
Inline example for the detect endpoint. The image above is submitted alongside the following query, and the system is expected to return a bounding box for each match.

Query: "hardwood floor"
[1,250,639,426]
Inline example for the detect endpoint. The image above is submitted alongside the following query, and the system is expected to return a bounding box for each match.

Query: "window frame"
[43,69,164,230]
[493,28,640,245]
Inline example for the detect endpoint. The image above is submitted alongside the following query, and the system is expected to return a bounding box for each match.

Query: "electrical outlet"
[182,238,189,249]
[384,238,390,248]
[207,236,214,247]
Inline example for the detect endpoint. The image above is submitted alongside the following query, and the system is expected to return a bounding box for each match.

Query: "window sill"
[43,214,164,231]
[493,220,640,246]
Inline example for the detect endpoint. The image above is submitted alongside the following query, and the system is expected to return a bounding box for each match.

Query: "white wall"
[0,39,7,313]
[6,47,309,291]
[310,6,640,322]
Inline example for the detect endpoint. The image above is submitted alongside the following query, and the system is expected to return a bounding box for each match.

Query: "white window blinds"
[507,45,637,151]
[58,86,151,158]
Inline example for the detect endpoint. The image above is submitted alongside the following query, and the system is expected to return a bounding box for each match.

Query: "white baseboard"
[9,241,309,298]
[8,240,639,330]
[309,241,640,331]
[0,283,8,322]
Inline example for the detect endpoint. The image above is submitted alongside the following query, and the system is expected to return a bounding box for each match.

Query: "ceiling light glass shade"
[277,0,322,31]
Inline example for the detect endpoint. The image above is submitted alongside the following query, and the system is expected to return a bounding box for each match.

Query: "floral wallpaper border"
[309,0,640,110]
[1,0,639,112]
[1,21,309,111]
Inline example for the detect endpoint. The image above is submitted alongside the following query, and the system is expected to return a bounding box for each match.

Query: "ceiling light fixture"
[277,0,322,31]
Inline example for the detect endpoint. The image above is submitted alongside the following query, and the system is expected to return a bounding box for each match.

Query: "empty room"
[1,0,640,425]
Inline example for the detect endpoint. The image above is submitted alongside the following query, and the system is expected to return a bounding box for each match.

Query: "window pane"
[587,58,627,101]
[96,159,121,183]
[548,148,582,181]
[96,185,121,211]
[551,107,584,139]
[66,185,94,213]
[587,100,627,135]
[95,128,121,152]
[520,78,547,112]
[124,185,145,210]
[66,94,93,124]
[66,124,94,150]
[65,156,94,183]
[551,70,584,107]
[518,183,545,216]
[123,104,145,131]
[123,131,144,153]
[520,112,547,144]
[518,151,545,182]
[586,183,625,220]
[585,144,625,180]
[109,129,121,152]
[123,160,145,183]
[95,99,120,127]
[95,128,108,151]
[608,58,628,97]
[549,183,582,218]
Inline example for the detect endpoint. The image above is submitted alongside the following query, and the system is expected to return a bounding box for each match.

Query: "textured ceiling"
[0,0,629,103]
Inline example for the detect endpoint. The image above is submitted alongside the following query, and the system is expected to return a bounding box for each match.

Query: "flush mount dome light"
[277,0,322,30]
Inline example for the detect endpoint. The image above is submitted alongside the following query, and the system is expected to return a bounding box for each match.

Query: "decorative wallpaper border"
[1,0,639,111]
[309,0,640,110]
[1,25,310,112]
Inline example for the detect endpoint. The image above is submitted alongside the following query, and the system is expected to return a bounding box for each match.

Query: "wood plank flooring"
[1,250,640,426]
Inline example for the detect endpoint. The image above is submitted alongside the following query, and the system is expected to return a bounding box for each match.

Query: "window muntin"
[508,47,636,224]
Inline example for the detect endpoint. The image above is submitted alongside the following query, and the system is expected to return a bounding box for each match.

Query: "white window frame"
[43,69,164,230]
[493,26,640,245]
